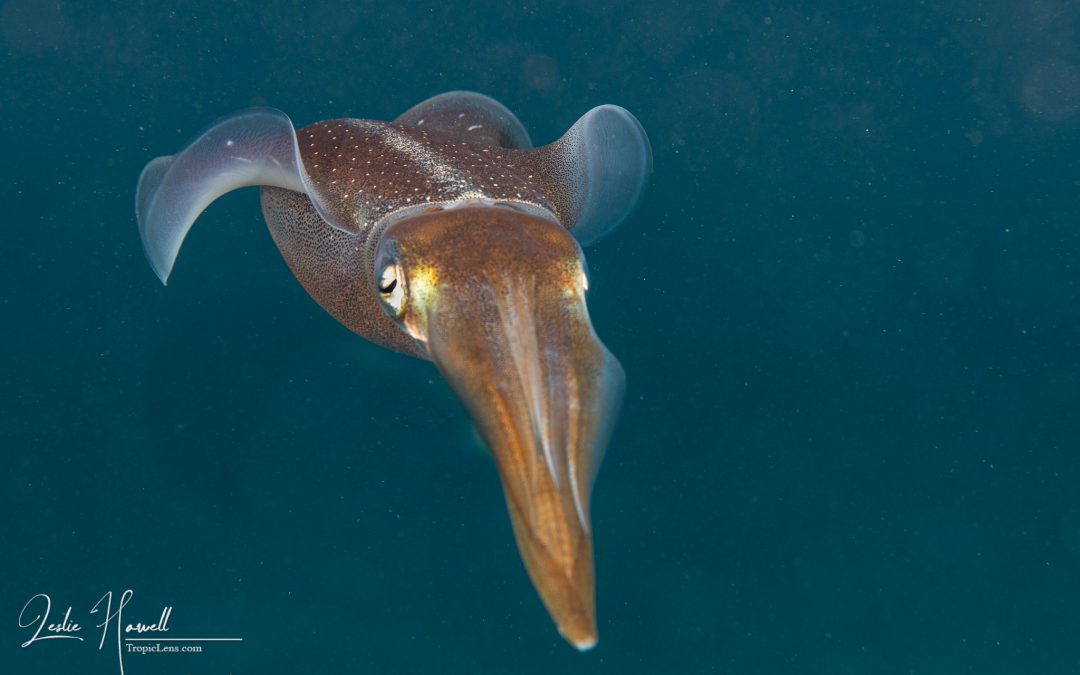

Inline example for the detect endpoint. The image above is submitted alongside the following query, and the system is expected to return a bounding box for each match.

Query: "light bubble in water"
[521,53,559,91]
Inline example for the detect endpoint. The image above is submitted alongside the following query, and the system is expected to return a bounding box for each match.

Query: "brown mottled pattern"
[525,137,580,234]
[295,119,558,233]
[259,185,428,358]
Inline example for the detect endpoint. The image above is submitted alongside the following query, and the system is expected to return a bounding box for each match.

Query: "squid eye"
[378,263,405,315]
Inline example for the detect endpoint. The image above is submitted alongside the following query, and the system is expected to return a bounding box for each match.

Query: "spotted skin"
[261,117,567,358]
[293,119,558,235]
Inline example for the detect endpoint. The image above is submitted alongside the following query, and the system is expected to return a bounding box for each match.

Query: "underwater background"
[3,1,1079,673]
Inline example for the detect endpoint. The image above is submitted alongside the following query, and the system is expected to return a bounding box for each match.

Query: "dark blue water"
[4,1,1079,673]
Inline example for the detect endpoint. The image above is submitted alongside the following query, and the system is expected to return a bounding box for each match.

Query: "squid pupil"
[379,278,398,294]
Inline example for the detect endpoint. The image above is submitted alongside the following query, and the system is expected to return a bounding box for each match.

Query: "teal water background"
[3,1,1079,673]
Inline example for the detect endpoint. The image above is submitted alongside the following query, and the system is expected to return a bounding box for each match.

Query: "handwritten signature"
[18,590,194,675]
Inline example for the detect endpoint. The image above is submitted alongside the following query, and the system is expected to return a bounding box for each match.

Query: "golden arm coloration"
[135,91,651,649]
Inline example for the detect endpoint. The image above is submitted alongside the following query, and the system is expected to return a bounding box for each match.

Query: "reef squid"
[136,91,651,649]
